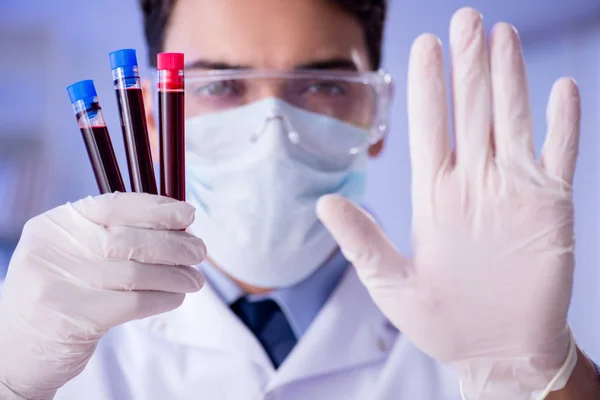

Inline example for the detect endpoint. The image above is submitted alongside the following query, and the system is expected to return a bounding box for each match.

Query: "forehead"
[163,0,370,71]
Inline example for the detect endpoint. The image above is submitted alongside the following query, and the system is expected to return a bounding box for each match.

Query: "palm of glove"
[318,7,580,399]
[378,166,574,366]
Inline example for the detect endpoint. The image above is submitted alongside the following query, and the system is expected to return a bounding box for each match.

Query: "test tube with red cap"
[110,49,158,194]
[157,52,186,201]
[67,80,126,194]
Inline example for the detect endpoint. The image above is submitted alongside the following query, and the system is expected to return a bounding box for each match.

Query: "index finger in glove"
[27,208,207,266]
[71,192,195,230]
[408,33,452,195]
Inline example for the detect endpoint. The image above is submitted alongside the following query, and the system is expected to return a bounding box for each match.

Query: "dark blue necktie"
[231,297,297,368]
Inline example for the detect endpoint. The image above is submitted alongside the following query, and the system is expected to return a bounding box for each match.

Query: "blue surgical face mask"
[185,98,368,288]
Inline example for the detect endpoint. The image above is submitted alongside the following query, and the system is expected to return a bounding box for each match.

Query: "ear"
[368,139,385,157]
[142,79,159,162]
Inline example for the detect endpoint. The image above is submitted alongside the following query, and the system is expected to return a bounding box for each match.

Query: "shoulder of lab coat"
[56,268,462,400]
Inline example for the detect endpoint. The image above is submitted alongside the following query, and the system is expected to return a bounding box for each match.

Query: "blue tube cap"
[109,49,138,70]
[67,80,97,104]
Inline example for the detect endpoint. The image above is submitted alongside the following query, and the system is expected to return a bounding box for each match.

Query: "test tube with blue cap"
[67,80,126,194]
[110,49,158,194]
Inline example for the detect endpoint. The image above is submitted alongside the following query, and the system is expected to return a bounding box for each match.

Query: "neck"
[208,257,273,295]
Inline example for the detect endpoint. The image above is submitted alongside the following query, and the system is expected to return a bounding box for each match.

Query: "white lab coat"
[49,268,461,400]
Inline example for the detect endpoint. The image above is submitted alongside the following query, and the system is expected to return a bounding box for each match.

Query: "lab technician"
[0,0,599,399]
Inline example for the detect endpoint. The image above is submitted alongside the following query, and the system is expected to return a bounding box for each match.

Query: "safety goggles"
[184,69,394,146]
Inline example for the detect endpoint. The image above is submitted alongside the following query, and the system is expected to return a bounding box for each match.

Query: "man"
[0,0,598,398]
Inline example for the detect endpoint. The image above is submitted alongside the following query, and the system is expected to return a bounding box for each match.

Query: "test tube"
[67,80,126,194]
[157,53,186,201]
[110,49,158,194]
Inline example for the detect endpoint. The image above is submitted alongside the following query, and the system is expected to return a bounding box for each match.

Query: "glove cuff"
[458,327,577,400]
[535,328,577,398]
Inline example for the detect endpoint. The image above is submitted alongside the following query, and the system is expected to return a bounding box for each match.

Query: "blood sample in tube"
[157,52,186,201]
[67,80,126,194]
[110,49,158,194]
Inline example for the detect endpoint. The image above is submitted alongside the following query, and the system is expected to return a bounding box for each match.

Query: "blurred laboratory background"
[0,0,599,359]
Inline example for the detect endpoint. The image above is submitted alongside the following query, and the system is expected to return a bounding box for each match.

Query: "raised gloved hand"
[318,7,581,400]
[0,193,206,400]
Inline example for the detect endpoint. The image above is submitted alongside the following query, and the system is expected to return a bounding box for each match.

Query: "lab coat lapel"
[267,267,399,391]
[139,279,273,371]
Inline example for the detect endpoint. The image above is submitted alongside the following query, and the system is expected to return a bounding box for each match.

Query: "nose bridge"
[250,101,301,147]
[250,78,286,102]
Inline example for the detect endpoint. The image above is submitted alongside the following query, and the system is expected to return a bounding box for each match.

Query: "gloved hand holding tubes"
[318,8,581,400]
[0,49,189,400]
[0,193,205,400]
[0,48,191,399]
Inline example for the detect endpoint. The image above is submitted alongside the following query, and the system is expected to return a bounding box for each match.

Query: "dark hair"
[140,0,387,69]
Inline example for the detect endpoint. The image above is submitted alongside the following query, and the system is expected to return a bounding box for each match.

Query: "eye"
[304,81,347,96]
[193,80,243,97]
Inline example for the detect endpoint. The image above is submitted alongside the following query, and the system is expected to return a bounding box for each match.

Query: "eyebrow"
[184,57,359,71]
[185,60,249,70]
[296,59,358,71]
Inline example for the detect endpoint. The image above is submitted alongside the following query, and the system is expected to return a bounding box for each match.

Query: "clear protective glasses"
[184,69,394,149]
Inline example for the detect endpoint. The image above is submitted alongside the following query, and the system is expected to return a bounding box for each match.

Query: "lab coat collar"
[266,267,398,390]
[140,277,274,370]
[200,250,349,339]
[138,266,398,389]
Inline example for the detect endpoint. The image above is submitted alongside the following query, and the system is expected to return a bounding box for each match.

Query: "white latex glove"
[317,7,581,400]
[0,193,206,400]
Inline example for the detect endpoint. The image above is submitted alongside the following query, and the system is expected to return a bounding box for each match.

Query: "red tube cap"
[157,53,184,70]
